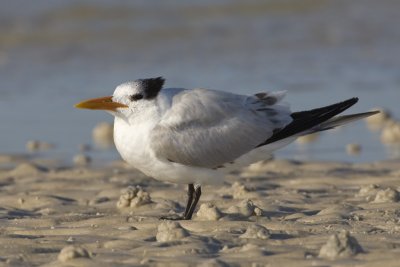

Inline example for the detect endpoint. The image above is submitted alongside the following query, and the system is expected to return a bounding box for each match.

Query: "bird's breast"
[113,118,155,169]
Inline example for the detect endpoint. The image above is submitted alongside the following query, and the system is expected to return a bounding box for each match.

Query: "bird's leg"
[160,183,195,220]
[183,184,195,218]
[184,184,201,220]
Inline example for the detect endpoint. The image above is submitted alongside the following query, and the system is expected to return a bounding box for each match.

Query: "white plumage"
[113,85,291,185]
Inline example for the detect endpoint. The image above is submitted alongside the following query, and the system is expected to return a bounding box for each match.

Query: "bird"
[75,77,378,220]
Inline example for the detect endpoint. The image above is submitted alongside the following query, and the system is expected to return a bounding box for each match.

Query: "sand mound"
[357,184,380,201]
[230,182,261,199]
[92,122,114,148]
[9,162,47,176]
[116,185,152,208]
[196,203,223,221]
[226,199,263,217]
[156,221,189,242]
[239,224,270,239]
[319,230,363,259]
[373,188,399,203]
[58,245,91,262]
[366,107,391,130]
[357,185,399,203]
[381,120,400,144]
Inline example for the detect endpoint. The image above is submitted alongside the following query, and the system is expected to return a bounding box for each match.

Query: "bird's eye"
[129,94,144,101]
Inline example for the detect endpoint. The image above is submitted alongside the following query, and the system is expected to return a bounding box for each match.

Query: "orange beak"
[74,96,128,111]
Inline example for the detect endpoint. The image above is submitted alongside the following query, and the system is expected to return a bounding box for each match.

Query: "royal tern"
[75,77,378,220]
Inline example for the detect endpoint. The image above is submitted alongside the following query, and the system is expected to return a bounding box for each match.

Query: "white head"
[75,77,165,121]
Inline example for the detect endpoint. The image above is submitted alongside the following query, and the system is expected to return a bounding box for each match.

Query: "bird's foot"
[159,214,188,220]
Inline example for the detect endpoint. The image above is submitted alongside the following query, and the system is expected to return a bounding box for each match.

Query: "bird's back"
[149,88,292,168]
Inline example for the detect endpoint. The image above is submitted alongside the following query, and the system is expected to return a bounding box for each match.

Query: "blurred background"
[0,0,399,164]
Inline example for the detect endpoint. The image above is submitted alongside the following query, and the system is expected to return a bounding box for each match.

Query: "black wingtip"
[338,97,359,111]
[341,97,358,106]
[258,97,361,147]
[348,97,359,105]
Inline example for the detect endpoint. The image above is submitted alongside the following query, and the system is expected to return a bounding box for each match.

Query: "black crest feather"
[136,77,165,99]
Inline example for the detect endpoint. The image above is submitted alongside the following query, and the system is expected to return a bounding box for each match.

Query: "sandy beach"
[1,152,399,266]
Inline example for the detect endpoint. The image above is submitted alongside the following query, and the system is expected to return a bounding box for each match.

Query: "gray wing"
[150,88,292,168]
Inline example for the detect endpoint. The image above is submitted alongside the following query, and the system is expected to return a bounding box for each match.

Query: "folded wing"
[150,89,292,168]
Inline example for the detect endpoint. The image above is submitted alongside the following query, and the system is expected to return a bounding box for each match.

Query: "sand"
[0,155,400,266]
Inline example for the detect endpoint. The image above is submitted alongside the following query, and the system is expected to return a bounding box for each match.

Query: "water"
[0,0,399,164]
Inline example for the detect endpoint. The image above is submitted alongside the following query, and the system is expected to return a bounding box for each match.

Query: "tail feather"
[309,111,380,133]
[257,97,361,147]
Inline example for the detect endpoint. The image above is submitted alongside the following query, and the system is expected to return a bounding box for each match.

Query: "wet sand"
[0,154,399,266]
